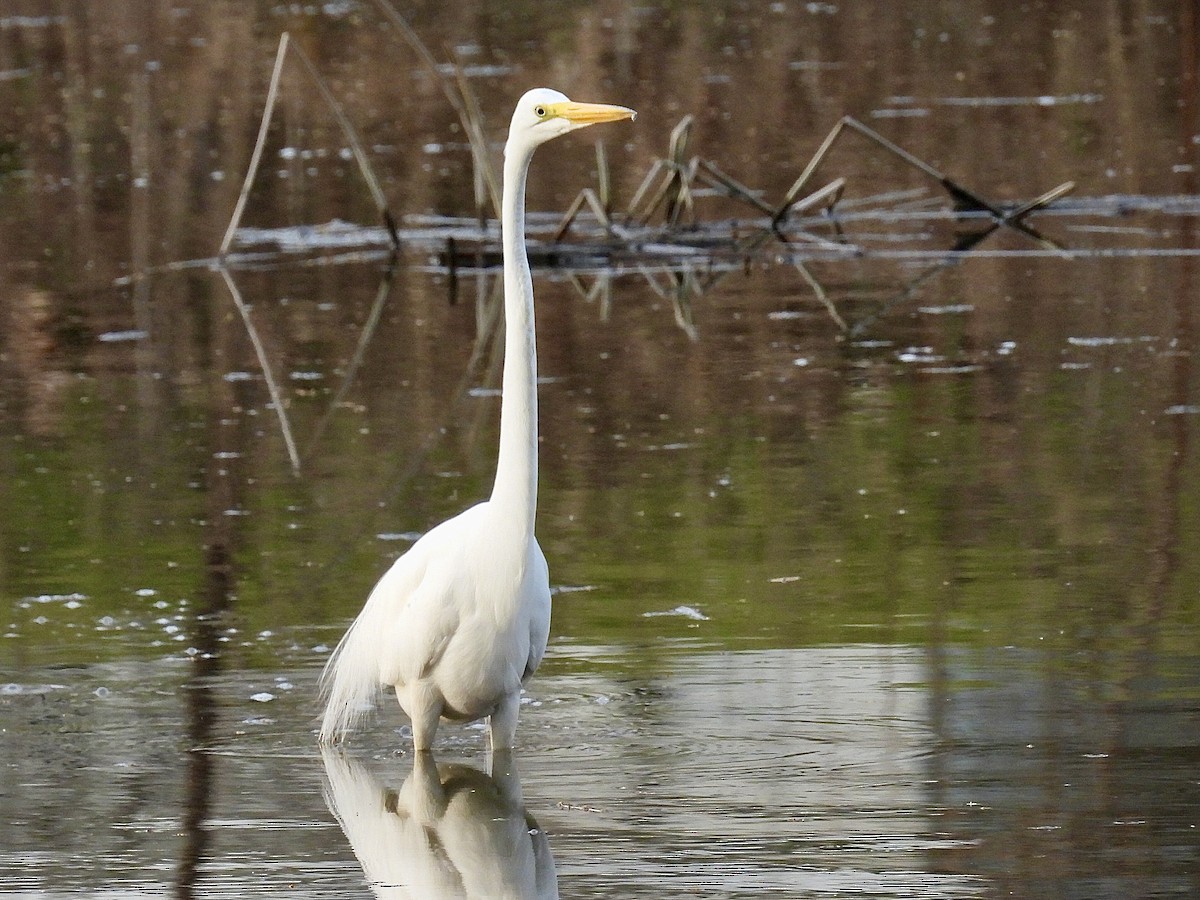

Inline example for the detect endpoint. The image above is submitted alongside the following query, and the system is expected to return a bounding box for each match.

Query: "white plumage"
[319,88,635,750]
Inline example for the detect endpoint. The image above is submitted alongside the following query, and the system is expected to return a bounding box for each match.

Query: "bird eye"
[533,105,546,118]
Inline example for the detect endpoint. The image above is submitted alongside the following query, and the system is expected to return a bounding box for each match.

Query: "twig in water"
[773,115,1071,252]
[554,142,627,242]
[287,40,399,250]
[217,265,302,475]
[627,158,667,221]
[447,54,503,227]
[794,260,847,332]
[553,188,613,242]
[371,0,501,218]
[220,31,400,257]
[669,267,701,341]
[595,142,612,215]
[220,33,291,258]
[627,115,697,226]
[1006,181,1075,223]
[848,259,960,338]
[695,158,775,216]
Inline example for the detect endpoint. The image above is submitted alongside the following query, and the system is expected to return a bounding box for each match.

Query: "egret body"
[319,89,635,750]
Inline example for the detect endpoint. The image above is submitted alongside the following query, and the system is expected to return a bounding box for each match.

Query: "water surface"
[2,2,1199,897]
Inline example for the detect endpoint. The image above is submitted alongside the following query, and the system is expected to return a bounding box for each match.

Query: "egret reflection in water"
[320,749,558,899]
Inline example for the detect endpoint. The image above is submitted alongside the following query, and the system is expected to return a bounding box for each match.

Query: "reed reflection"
[321,749,558,899]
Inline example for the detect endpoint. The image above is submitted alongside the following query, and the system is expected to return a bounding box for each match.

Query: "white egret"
[319,89,635,750]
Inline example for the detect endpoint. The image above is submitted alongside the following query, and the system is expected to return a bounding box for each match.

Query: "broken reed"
[219,31,398,258]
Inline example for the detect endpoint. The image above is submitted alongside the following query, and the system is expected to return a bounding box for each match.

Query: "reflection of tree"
[175,273,251,898]
[175,543,232,899]
[1124,0,1199,690]
[0,281,72,436]
[321,749,558,899]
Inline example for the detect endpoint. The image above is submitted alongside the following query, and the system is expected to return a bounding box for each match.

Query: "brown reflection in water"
[1128,0,1198,671]
[176,273,258,897]
[0,2,1192,282]
[0,280,72,435]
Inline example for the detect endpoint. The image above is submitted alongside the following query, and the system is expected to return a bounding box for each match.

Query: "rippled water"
[4,639,1197,896]
[4,1,1200,897]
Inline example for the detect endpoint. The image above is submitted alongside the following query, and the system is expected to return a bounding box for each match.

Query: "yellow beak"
[551,101,637,125]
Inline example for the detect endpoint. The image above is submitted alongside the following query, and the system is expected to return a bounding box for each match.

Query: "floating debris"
[376,531,423,542]
[1067,335,1157,347]
[96,329,149,343]
[934,93,1103,107]
[918,304,975,315]
[551,585,600,596]
[642,605,710,621]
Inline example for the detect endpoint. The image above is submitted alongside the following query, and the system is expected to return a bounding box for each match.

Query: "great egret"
[319,88,635,750]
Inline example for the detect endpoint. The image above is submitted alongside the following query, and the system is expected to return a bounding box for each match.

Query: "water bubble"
[94,686,110,698]
[250,692,275,703]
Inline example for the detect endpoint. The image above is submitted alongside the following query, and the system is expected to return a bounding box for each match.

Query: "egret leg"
[403,683,443,751]
[488,691,521,751]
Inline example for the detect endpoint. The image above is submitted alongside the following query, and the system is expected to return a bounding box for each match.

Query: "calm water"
[2,2,1199,897]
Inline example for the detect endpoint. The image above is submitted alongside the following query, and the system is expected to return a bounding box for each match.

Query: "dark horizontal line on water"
[106,190,1200,286]
[112,245,1200,287]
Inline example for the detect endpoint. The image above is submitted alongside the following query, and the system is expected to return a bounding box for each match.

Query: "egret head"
[506,88,635,155]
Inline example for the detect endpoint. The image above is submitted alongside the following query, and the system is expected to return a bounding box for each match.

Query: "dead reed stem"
[372,0,501,218]
[220,32,290,258]
[288,39,399,249]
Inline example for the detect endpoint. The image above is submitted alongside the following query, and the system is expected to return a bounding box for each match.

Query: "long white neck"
[488,141,538,539]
